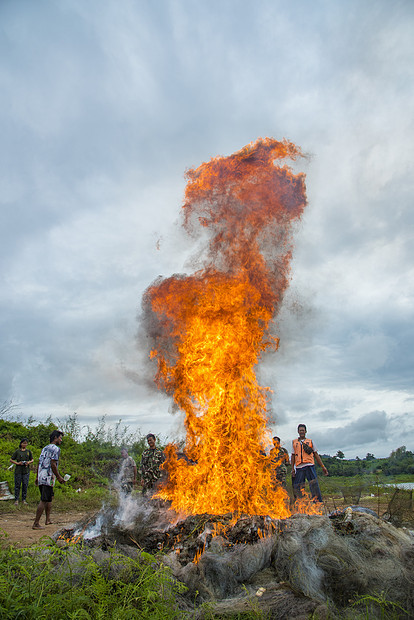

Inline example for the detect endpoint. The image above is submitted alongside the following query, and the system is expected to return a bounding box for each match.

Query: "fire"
[144,138,312,519]
[192,545,205,564]
[57,516,96,544]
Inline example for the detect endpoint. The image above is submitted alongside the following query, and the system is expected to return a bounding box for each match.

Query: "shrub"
[0,540,189,619]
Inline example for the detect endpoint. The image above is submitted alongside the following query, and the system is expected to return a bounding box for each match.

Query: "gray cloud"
[312,410,388,453]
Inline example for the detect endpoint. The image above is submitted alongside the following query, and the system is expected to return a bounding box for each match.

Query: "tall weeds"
[0,538,188,619]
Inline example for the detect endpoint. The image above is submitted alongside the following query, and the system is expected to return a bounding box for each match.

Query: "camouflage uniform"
[269,446,289,488]
[139,447,165,494]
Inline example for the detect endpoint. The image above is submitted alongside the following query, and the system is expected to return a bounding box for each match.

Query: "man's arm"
[291,454,296,477]
[314,452,328,476]
[139,452,147,485]
[51,459,65,484]
[10,451,21,465]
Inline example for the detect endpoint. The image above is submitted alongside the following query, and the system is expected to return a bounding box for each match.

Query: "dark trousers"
[293,465,323,502]
[14,472,30,501]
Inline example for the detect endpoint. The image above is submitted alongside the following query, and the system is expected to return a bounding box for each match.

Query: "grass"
[0,537,189,619]
[349,592,410,619]
[317,474,414,515]
[0,483,113,515]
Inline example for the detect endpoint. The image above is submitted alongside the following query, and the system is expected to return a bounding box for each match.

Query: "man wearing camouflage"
[269,436,290,489]
[139,433,165,495]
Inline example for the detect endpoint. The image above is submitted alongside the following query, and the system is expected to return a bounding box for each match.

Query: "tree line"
[320,446,414,477]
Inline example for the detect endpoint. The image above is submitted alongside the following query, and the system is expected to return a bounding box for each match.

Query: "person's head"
[19,438,29,449]
[272,436,280,446]
[50,430,64,445]
[121,448,128,459]
[146,433,156,449]
[297,424,307,439]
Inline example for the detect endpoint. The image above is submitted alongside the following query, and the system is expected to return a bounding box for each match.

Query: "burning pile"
[54,500,414,618]
[143,138,309,518]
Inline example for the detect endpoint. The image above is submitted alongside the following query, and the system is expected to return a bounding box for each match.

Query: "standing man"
[269,436,290,489]
[140,433,165,495]
[291,424,328,503]
[33,430,65,530]
[119,448,137,494]
[10,438,34,505]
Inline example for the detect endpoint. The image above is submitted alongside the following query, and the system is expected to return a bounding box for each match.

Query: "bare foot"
[45,521,53,525]
[32,523,44,530]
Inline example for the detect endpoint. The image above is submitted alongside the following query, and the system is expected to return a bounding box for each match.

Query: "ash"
[54,495,414,619]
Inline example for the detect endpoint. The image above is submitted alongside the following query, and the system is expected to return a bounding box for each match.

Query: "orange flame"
[193,545,205,564]
[144,138,308,519]
[294,493,324,515]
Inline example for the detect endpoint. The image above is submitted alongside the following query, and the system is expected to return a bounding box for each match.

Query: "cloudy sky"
[1,0,413,458]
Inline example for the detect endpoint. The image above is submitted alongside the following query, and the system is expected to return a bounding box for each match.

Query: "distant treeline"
[320,446,414,477]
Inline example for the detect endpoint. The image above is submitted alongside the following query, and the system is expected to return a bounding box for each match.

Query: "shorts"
[39,485,54,503]
[121,482,134,494]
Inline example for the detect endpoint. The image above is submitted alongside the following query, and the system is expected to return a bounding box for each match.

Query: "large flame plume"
[143,138,309,518]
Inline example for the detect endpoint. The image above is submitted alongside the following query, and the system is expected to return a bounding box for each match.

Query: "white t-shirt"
[37,443,60,486]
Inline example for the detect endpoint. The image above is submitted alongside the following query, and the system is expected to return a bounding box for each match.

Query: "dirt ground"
[0,495,392,549]
[0,507,90,548]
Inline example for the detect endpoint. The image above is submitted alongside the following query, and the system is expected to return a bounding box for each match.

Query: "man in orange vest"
[291,423,328,503]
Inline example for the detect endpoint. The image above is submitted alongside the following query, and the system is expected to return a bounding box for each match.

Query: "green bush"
[0,414,161,512]
[0,540,189,619]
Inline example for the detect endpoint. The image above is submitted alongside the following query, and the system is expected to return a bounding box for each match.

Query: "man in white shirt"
[32,430,66,529]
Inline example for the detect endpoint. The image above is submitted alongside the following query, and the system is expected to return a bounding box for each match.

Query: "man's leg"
[142,482,153,496]
[33,501,47,529]
[21,473,30,502]
[293,467,306,499]
[45,502,52,525]
[276,472,287,490]
[304,465,323,502]
[14,472,22,503]
[34,485,53,528]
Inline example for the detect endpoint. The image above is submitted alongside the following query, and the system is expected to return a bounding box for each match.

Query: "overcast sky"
[1,0,413,458]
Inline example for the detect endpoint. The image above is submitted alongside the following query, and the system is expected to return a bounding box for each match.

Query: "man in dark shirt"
[269,436,290,489]
[10,438,34,505]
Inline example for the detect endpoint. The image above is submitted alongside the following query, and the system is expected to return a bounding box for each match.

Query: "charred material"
[54,499,414,618]
[55,502,279,563]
